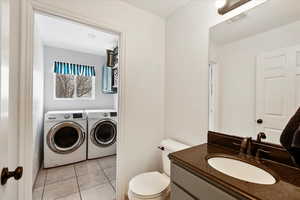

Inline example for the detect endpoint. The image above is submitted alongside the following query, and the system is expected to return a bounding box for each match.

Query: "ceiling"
[211,0,300,45]
[120,0,191,17]
[35,14,119,56]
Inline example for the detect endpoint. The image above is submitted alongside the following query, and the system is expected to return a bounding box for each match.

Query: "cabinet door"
[171,183,195,200]
[171,164,238,200]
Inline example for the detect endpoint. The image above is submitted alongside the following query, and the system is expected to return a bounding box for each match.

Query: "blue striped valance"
[54,61,96,77]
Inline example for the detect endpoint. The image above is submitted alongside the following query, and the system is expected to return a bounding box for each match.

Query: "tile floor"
[33,155,116,200]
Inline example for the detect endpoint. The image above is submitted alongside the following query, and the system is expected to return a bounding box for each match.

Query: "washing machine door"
[47,121,85,154]
[91,119,117,147]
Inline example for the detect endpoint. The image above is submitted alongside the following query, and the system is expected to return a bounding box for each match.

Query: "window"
[55,74,94,99]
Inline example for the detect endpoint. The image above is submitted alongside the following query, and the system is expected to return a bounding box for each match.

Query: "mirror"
[209,0,300,145]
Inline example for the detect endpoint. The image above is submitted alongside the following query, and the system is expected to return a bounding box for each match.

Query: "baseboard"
[32,160,43,190]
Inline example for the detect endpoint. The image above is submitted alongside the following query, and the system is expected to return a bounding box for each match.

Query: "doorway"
[31,12,120,200]
[208,62,218,131]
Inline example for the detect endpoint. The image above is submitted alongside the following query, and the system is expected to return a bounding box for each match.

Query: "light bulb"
[215,0,227,9]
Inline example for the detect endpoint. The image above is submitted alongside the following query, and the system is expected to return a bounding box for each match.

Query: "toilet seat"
[129,172,170,199]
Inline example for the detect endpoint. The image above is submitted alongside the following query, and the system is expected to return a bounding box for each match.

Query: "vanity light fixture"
[217,0,251,15]
[216,0,268,15]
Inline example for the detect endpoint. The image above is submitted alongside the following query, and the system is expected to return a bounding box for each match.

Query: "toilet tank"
[160,139,190,176]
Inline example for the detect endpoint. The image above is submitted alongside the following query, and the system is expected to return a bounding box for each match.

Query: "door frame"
[208,62,219,131]
[19,1,127,200]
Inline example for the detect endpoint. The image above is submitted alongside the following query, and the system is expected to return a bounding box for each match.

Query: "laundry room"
[32,13,119,199]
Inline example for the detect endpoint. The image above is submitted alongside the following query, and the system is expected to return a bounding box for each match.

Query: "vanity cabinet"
[171,163,239,200]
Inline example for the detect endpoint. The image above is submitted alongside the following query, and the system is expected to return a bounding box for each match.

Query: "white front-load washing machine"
[44,110,87,168]
[86,110,117,159]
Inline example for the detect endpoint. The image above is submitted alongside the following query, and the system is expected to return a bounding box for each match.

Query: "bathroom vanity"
[171,163,238,200]
[169,132,300,200]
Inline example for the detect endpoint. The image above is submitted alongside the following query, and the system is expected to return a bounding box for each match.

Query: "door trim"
[208,62,219,131]
[19,1,126,199]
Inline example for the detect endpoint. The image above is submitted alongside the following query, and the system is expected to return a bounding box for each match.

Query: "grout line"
[74,165,83,200]
[97,159,116,192]
[41,158,115,200]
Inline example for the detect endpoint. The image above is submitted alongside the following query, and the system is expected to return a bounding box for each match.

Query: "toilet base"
[128,189,170,200]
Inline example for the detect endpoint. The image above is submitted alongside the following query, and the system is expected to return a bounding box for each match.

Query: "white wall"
[34,0,165,199]
[213,20,300,138]
[43,46,116,111]
[32,23,44,185]
[165,0,221,146]
[164,0,262,145]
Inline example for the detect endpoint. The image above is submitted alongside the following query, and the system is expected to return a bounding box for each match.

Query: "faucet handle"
[255,149,270,161]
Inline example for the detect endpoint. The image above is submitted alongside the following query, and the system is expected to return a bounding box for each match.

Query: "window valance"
[54,61,96,77]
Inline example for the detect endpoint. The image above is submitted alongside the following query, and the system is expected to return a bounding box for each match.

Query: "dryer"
[86,110,117,159]
[44,110,87,168]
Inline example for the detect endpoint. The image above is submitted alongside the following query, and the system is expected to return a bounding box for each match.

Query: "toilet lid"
[129,172,170,197]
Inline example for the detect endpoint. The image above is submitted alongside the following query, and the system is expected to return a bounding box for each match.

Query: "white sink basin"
[207,157,276,185]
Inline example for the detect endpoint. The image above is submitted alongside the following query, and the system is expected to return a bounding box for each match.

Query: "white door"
[256,47,300,144]
[0,0,21,199]
[290,46,300,111]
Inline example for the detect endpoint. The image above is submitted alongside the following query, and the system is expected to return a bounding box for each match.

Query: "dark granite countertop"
[169,143,300,200]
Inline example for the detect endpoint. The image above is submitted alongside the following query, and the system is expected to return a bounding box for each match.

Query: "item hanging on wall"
[112,67,118,89]
[53,61,96,77]
[106,50,115,67]
[106,46,119,67]
[102,65,117,94]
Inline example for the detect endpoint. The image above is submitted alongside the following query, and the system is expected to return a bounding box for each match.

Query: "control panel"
[73,113,83,119]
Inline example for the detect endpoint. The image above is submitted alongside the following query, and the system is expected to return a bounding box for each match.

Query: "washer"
[44,110,87,168]
[86,110,117,159]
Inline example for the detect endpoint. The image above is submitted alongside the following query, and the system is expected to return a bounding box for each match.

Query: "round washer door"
[47,121,85,154]
[91,119,117,147]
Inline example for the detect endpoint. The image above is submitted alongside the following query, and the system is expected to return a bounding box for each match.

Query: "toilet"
[128,139,190,200]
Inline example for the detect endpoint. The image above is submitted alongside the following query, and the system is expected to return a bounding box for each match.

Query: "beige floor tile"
[81,183,115,200]
[33,187,43,200]
[45,165,75,185]
[43,178,78,200]
[77,172,109,191]
[34,169,47,189]
[75,160,102,176]
[103,167,116,181]
[98,156,116,169]
[56,193,81,200]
